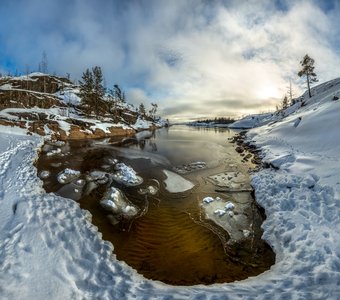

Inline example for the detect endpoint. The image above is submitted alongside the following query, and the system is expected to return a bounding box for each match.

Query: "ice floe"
[163,170,195,193]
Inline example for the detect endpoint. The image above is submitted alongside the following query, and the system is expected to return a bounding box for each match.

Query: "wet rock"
[235,146,244,154]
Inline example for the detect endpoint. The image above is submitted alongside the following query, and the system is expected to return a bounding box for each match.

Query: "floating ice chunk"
[214,209,226,217]
[147,186,158,195]
[100,186,139,218]
[138,185,159,195]
[39,170,50,179]
[108,158,118,165]
[74,179,86,187]
[123,205,138,215]
[57,168,81,184]
[203,197,215,204]
[112,163,143,186]
[49,140,65,147]
[163,170,195,193]
[225,202,235,211]
[46,148,62,156]
[174,161,207,173]
[50,162,62,168]
[243,229,251,238]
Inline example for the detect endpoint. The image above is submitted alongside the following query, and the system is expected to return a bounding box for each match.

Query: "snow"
[132,116,153,130]
[162,170,195,193]
[57,168,80,184]
[1,77,340,298]
[225,202,235,210]
[112,162,143,186]
[229,112,275,129]
[39,170,50,179]
[90,122,129,133]
[0,83,12,90]
[46,148,62,156]
[138,184,159,196]
[55,88,81,105]
[100,186,138,218]
[203,196,214,203]
[56,120,71,135]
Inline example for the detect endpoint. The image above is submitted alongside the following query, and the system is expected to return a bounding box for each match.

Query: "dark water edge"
[36,126,275,285]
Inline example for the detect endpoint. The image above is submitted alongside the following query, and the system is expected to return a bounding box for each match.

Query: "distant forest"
[193,117,235,124]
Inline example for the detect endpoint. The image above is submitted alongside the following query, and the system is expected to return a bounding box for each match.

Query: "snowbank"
[229,112,275,129]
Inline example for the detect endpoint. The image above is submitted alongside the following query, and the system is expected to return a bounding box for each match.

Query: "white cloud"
[1,0,340,121]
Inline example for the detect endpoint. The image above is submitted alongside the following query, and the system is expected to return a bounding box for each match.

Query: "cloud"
[1,0,340,121]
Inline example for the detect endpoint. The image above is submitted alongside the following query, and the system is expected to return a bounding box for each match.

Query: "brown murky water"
[36,126,275,285]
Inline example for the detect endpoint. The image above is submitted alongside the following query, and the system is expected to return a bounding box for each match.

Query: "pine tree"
[92,66,106,116]
[298,54,318,98]
[139,103,146,116]
[79,68,94,116]
[282,95,289,110]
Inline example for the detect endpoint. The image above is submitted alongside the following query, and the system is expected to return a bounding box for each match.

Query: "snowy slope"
[228,112,275,129]
[244,78,340,298]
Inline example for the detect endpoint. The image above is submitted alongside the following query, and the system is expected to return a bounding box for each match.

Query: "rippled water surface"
[36,125,275,285]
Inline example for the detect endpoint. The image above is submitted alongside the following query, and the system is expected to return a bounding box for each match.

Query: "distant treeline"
[194,117,235,124]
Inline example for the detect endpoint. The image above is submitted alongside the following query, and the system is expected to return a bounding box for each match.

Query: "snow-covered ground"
[1,77,340,299]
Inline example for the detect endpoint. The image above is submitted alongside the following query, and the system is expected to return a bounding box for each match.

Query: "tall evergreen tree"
[139,103,146,116]
[79,66,107,117]
[298,54,318,98]
[282,95,289,110]
[92,66,106,116]
[79,68,94,116]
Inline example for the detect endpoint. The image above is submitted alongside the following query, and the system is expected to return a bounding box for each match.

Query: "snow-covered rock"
[57,168,81,184]
[112,163,143,186]
[100,186,138,217]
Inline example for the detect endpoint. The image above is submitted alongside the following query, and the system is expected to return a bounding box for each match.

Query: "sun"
[255,85,281,100]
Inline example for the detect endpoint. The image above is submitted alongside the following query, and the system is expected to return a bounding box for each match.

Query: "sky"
[1,0,340,121]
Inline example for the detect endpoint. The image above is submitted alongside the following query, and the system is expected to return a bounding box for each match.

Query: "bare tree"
[25,65,30,90]
[41,51,48,73]
[287,79,294,104]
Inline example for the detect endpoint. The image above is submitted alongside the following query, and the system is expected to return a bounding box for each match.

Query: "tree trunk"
[307,73,311,98]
